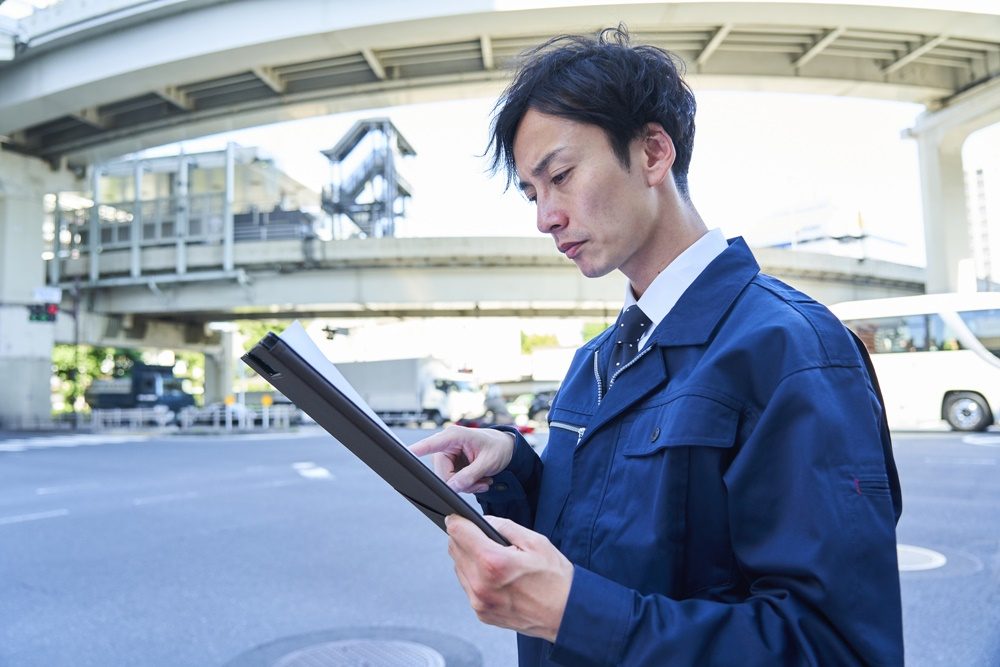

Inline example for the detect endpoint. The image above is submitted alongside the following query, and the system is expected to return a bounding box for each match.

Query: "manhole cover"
[274,640,446,667]
[897,544,948,571]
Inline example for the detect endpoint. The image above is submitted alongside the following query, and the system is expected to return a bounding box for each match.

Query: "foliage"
[520,331,560,354]
[582,320,612,342]
[237,320,291,345]
[50,345,143,413]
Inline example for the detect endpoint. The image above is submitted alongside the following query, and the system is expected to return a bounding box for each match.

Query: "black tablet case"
[242,332,510,547]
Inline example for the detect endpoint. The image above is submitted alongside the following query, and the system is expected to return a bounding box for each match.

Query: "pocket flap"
[624,394,740,456]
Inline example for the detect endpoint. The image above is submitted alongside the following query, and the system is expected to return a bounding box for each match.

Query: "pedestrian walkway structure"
[0,0,997,427]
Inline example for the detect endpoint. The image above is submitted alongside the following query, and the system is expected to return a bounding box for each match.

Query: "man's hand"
[409,426,515,494]
[446,514,573,643]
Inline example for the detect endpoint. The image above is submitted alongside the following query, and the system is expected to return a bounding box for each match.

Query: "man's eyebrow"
[518,147,566,192]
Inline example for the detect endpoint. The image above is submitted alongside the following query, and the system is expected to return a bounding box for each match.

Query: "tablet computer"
[241,325,510,547]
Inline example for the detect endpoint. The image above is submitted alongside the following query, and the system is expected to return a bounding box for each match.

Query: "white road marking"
[897,544,948,572]
[35,482,102,495]
[0,509,70,525]
[963,435,1000,447]
[923,457,997,466]
[0,434,149,453]
[292,461,333,480]
[132,491,200,506]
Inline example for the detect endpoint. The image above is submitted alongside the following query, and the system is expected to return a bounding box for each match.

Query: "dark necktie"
[608,305,652,380]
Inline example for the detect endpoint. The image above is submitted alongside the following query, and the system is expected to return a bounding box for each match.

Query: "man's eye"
[552,170,570,185]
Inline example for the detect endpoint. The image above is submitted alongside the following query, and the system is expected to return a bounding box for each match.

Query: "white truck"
[335,357,486,427]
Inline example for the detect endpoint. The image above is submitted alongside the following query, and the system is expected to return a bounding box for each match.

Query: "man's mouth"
[558,240,585,260]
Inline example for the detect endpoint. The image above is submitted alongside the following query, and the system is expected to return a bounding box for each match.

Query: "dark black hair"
[487,25,697,199]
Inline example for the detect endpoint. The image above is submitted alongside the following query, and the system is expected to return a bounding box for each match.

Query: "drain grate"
[274,639,446,667]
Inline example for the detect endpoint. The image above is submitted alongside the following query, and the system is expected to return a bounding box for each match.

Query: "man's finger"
[408,430,450,457]
[483,515,534,550]
[447,465,490,494]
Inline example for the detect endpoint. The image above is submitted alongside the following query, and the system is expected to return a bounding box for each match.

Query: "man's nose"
[536,198,566,234]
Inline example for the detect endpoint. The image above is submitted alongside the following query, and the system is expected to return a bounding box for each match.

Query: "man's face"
[513,109,661,282]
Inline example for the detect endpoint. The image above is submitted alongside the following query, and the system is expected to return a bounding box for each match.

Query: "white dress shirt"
[622,228,728,350]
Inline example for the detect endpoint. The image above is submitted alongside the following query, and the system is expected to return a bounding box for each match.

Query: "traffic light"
[27,303,58,322]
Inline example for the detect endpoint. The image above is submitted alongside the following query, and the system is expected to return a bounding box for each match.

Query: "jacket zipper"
[593,350,604,405]
[550,420,586,446]
[608,344,654,390]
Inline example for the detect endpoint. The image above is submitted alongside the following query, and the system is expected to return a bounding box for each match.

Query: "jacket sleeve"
[473,425,543,528]
[548,364,904,667]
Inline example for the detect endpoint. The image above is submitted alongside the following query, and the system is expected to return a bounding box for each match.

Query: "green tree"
[521,332,560,354]
[582,320,612,342]
[50,345,143,413]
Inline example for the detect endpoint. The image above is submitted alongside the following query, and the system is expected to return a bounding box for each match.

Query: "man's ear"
[640,122,676,187]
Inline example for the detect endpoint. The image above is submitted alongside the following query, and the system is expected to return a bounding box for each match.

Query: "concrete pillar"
[915,129,971,294]
[203,329,234,405]
[910,77,1000,293]
[0,151,62,428]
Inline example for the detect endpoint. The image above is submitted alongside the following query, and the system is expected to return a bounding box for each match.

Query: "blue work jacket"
[479,238,903,666]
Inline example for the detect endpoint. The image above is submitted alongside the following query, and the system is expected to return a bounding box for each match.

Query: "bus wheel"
[944,392,992,432]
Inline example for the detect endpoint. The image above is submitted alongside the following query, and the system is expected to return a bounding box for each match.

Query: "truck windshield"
[958,308,1000,359]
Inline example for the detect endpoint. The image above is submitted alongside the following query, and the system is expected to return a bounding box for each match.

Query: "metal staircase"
[321,118,415,238]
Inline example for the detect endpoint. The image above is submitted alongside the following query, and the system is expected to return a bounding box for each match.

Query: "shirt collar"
[622,228,728,338]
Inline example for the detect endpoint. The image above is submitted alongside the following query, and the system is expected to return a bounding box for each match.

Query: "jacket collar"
[583,237,759,352]
[646,236,760,348]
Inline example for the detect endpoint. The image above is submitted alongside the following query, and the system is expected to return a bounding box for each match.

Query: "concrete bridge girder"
[1,1,998,163]
[57,237,924,322]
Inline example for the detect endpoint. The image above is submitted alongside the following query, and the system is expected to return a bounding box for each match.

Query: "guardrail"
[90,406,174,429]
[87,404,301,431]
[176,404,298,431]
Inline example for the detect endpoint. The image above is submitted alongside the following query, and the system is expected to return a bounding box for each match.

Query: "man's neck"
[629,202,708,299]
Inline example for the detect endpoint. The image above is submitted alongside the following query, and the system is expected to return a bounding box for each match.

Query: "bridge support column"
[910,78,1000,293]
[203,329,234,405]
[0,152,58,428]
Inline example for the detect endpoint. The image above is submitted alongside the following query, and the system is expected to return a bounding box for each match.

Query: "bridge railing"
[50,195,318,257]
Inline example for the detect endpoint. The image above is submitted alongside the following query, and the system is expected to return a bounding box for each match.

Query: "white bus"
[830,292,1000,432]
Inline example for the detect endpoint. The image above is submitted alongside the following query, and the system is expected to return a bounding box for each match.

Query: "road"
[0,427,998,666]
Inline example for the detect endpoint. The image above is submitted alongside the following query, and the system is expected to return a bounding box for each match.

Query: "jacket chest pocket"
[591,394,741,596]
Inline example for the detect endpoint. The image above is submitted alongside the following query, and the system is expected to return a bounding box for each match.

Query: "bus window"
[928,314,964,351]
[958,308,1000,359]
[845,315,927,354]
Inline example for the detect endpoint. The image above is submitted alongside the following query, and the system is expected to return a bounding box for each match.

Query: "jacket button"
[493,482,509,492]
[650,427,660,442]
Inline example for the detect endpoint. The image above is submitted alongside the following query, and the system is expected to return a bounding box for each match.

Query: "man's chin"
[574,260,615,279]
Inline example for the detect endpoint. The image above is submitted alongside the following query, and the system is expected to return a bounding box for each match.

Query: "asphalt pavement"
[0,426,997,666]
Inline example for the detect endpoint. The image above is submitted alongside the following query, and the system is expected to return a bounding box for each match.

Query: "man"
[411,26,903,666]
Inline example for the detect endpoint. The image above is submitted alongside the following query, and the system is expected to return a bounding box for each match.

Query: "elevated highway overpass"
[51,236,926,329]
